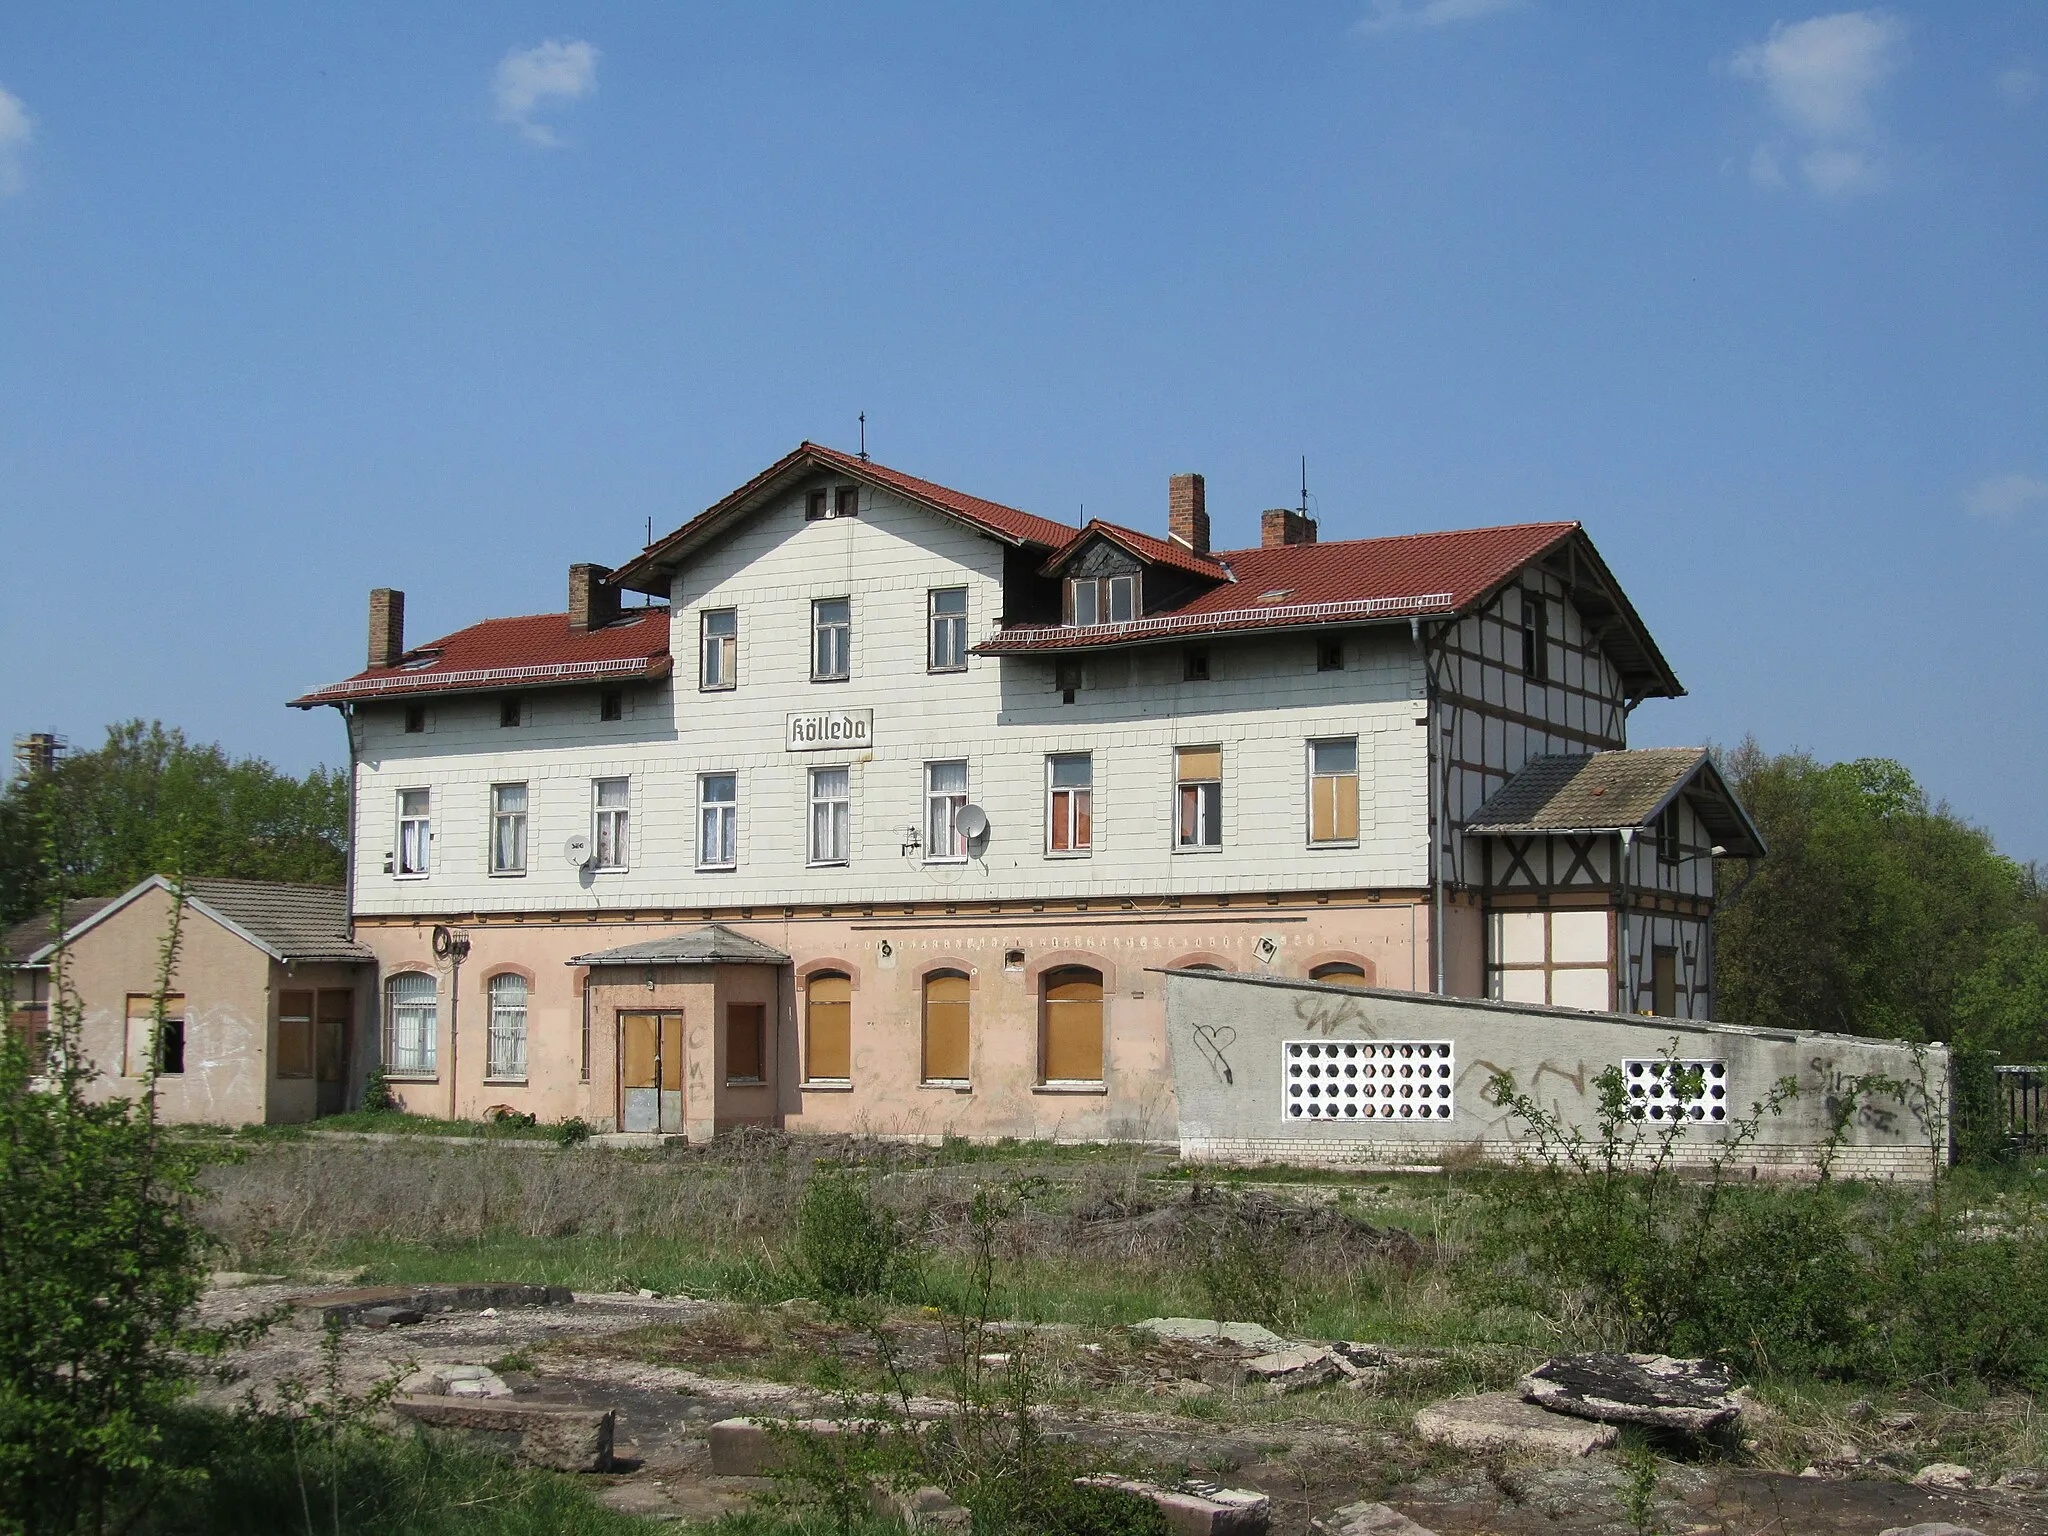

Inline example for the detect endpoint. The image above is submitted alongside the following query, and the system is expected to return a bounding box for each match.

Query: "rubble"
[1243,1345,1345,1393]
[1518,1353,1741,1434]
[392,1396,615,1473]
[1074,1476,1270,1536]
[1908,1463,1974,1490]
[1133,1318,1288,1350]
[1312,1501,1441,1535]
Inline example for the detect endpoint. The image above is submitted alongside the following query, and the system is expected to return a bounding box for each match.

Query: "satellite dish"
[956,804,989,840]
[564,835,591,867]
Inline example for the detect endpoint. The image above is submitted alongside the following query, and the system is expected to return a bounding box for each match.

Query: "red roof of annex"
[290,610,670,707]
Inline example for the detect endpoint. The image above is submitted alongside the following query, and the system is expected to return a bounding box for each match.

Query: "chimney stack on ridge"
[569,564,622,634]
[368,589,405,669]
[1168,473,1209,556]
[1261,509,1318,548]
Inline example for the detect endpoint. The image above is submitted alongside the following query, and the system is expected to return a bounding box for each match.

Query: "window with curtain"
[805,972,851,1082]
[490,783,528,874]
[593,778,629,870]
[486,973,527,1081]
[925,761,968,861]
[385,972,437,1076]
[397,789,431,875]
[701,608,738,690]
[1047,754,1092,854]
[809,767,850,865]
[699,773,737,869]
[922,971,970,1084]
[277,990,315,1078]
[1039,966,1104,1083]
[1175,747,1222,849]
[1308,739,1359,845]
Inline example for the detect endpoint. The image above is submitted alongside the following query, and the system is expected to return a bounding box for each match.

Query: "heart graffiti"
[1192,1022,1237,1084]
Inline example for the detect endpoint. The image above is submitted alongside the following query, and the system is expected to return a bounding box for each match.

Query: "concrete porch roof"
[566,923,790,968]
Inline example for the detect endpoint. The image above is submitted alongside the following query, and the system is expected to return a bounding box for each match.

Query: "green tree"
[0,722,345,927]
[1714,740,2048,1055]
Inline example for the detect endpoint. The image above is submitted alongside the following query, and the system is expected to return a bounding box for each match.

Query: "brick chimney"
[1261,508,1318,548]
[568,563,622,634]
[368,589,405,669]
[1168,473,1209,556]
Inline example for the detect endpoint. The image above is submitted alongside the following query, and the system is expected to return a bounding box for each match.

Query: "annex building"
[291,443,1762,1140]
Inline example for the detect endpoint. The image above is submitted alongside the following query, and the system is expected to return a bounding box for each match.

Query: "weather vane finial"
[858,412,868,462]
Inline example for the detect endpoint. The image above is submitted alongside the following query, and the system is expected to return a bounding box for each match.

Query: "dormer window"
[805,485,861,520]
[1068,574,1137,626]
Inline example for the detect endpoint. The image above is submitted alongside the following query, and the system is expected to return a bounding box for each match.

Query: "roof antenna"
[1300,456,1309,518]
[858,412,869,462]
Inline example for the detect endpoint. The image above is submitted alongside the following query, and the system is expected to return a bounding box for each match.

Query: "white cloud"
[1965,472,2048,526]
[1996,64,2041,108]
[1748,145,1786,187]
[1357,0,1523,36]
[0,84,33,196]
[493,39,599,147]
[1730,11,1905,195]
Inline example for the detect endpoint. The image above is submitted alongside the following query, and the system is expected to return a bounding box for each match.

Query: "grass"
[140,1412,658,1535]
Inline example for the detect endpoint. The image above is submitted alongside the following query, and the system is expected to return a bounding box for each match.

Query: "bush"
[359,1064,399,1114]
[791,1173,921,1317]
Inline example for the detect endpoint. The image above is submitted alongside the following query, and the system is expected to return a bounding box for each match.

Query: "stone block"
[1075,1476,1270,1536]
[1244,1346,1344,1393]
[707,1417,888,1477]
[393,1395,613,1473]
[1133,1318,1287,1350]
[1312,1502,1441,1536]
[1519,1353,1741,1434]
[1909,1463,1974,1489]
[1414,1394,1619,1458]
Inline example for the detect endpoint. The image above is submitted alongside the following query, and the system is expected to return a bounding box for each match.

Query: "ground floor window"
[278,991,316,1078]
[1308,961,1372,989]
[487,973,528,1081]
[922,970,970,1084]
[1039,966,1104,1083]
[727,1002,765,1084]
[805,971,851,1082]
[385,972,437,1076]
[125,994,185,1077]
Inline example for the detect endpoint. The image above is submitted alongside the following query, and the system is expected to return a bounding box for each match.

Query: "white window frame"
[812,597,851,682]
[1067,574,1137,626]
[928,587,968,672]
[489,782,528,876]
[1307,738,1360,849]
[1046,753,1093,856]
[698,772,738,871]
[593,778,630,872]
[396,789,431,878]
[809,766,851,866]
[925,760,969,863]
[485,973,528,1082]
[384,971,437,1077]
[701,607,738,691]
[1175,748,1223,851]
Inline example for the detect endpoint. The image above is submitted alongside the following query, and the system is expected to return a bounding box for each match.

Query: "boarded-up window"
[727,1003,765,1083]
[1308,739,1359,844]
[922,971,970,1083]
[1040,966,1104,1083]
[805,972,851,1082]
[1176,747,1222,848]
[1487,909,1611,1012]
[125,994,185,1077]
[1308,962,1371,989]
[1652,948,1678,1018]
[277,989,315,1079]
[316,990,352,1084]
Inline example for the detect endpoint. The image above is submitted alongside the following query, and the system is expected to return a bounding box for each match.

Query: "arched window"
[1040,966,1104,1084]
[922,971,971,1085]
[1309,962,1371,989]
[1175,961,1225,972]
[805,972,852,1083]
[486,973,528,1081]
[385,972,437,1077]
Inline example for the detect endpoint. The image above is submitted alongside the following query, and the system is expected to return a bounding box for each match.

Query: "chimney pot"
[368,589,405,669]
[1168,473,1210,557]
[569,564,621,634]
[1261,508,1318,548]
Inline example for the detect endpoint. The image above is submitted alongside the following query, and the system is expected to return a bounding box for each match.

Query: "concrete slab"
[392,1395,614,1473]
[1132,1318,1287,1350]
[1311,1502,1441,1536]
[1077,1476,1271,1536]
[1413,1394,1619,1458]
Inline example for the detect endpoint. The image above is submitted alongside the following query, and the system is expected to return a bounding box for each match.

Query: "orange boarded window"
[1040,966,1104,1083]
[922,971,971,1083]
[805,972,851,1082]
[1308,962,1371,989]
[1309,739,1359,844]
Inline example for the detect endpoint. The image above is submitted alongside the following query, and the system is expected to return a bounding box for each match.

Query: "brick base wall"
[1177,1136,1937,1183]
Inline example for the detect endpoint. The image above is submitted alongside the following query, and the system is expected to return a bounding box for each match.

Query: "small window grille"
[1622,1058,1728,1123]
[1284,1040,1453,1121]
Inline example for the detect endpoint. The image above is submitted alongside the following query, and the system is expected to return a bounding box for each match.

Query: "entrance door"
[619,1011,684,1133]
[315,989,353,1117]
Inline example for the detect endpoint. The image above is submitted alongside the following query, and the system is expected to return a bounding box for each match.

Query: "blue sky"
[2,3,2043,859]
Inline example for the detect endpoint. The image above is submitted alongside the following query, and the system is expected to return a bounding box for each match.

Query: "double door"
[619,1011,684,1134]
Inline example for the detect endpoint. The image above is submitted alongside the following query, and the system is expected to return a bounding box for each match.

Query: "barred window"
[384,972,437,1076]
[486,973,527,1082]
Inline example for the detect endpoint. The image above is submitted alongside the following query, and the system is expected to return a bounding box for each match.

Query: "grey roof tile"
[568,924,790,968]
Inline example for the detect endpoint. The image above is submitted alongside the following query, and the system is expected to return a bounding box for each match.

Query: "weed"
[1617,1439,1662,1536]
[792,1171,923,1318]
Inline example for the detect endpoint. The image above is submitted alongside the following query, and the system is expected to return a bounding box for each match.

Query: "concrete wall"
[1165,969,1944,1180]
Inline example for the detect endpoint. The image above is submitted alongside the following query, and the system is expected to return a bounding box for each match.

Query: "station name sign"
[786,709,874,752]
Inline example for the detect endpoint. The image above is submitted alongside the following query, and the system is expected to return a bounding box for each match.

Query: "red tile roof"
[610,442,1074,593]
[1039,520,1233,582]
[290,609,671,707]
[981,522,1579,653]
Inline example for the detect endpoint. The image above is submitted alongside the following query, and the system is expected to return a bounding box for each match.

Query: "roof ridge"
[1213,519,1580,558]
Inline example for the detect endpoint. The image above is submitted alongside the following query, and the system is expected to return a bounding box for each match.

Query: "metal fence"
[1996,1064,2048,1153]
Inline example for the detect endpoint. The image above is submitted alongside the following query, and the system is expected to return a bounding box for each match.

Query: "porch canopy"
[1465,747,1765,857]
[567,924,790,968]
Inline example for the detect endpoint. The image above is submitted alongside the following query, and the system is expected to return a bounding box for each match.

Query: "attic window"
[1255,588,1295,604]
[1068,574,1136,626]
[399,652,440,672]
